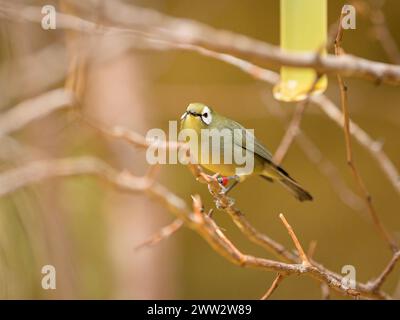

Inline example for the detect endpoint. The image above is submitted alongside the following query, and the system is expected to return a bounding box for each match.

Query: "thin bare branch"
[273,102,307,166]
[279,213,311,267]
[135,219,184,251]
[271,14,348,165]
[265,100,365,213]
[177,43,400,198]
[307,240,318,260]
[184,163,388,299]
[1,1,400,85]
[312,94,400,196]
[334,15,398,252]
[0,87,392,299]
[368,251,400,292]
[0,2,398,297]
[1,1,399,196]
[0,89,74,136]
[191,168,299,263]
[260,273,285,300]
[2,2,399,198]
[0,156,389,299]
[153,35,400,199]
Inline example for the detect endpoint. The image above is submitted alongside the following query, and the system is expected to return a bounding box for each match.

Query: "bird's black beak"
[181,110,201,121]
[188,111,201,117]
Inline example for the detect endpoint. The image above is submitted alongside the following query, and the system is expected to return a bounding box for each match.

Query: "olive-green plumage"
[180,103,312,201]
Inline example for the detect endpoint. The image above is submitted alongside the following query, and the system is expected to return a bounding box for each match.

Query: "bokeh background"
[0,0,399,299]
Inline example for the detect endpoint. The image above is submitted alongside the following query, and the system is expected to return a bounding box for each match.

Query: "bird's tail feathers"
[261,164,313,202]
[277,177,313,202]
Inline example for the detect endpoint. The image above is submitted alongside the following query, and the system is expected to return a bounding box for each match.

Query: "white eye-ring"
[200,106,212,125]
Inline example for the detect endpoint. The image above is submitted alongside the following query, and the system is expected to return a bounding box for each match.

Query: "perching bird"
[180,102,313,202]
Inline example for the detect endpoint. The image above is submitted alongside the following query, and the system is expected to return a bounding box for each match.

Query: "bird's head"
[180,103,214,129]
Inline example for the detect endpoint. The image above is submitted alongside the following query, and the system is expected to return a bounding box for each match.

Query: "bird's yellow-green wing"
[217,118,290,178]
[217,118,273,163]
[214,116,312,201]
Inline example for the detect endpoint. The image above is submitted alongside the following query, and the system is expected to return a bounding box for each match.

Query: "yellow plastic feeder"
[274,0,328,102]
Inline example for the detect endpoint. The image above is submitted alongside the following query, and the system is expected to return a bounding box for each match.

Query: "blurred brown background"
[0,0,399,299]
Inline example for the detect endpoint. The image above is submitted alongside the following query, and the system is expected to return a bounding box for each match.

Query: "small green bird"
[180,102,313,202]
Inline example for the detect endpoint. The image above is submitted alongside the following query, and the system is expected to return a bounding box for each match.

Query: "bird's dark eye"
[203,113,208,118]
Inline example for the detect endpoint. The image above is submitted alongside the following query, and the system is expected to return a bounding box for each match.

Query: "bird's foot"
[207,175,237,209]
[215,196,235,210]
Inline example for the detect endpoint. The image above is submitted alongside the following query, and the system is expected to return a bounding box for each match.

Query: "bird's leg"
[217,175,240,195]
[223,180,238,195]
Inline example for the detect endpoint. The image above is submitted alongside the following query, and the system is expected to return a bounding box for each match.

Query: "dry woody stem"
[260,273,285,300]
[0,0,399,299]
[279,214,311,267]
[334,14,398,253]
